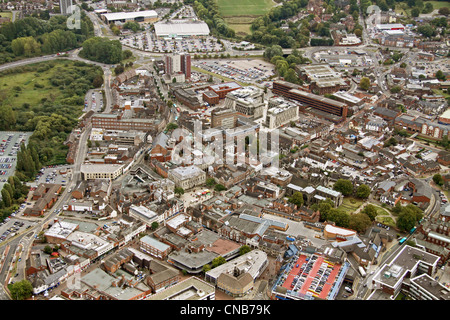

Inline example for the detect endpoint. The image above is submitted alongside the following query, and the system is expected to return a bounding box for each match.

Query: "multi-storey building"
[223,86,265,119]
[272,80,348,122]
[265,98,299,129]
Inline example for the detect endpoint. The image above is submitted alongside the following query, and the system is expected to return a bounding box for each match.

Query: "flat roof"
[101,10,157,21]
[140,235,171,252]
[146,277,215,300]
[154,21,210,37]
[205,249,268,280]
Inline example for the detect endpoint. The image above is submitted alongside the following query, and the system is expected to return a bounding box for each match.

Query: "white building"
[154,21,210,38]
[265,99,299,129]
[168,165,206,190]
[80,164,124,180]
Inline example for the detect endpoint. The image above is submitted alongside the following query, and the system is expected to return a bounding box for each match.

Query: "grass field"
[338,197,364,214]
[0,12,12,20]
[217,0,275,16]
[217,0,276,35]
[0,64,64,110]
[395,0,450,15]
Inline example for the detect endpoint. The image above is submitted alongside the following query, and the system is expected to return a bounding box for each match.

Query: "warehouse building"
[154,21,210,38]
[101,10,158,25]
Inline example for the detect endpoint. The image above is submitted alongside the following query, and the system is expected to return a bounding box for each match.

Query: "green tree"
[211,256,226,268]
[166,122,178,131]
[214,184,226,192]
[436,70,446,81]
[206,178,216,187]
[438,7,450,16]
[288,192,304,207]
[9,280,33,300]
[202,264,212,273]
[356,184,371,199]
[239,245,251,256]
[433,174,444,186]
[174,187,184,197]
[361,204,378,221]
[1,189,11,207]
[327,208,350,228]
[151,222,159,230]
[349,213,372,233]
[359,77,370,91]
[396,204,423,232]
[43,245,53,254]
[333,179,354,196]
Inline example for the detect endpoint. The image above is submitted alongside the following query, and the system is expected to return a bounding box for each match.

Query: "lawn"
[0,12,12,20]
[0,64,64,110]
[217,0,276,16]
[338,197,364,214]
[217,0,276,35]
[395,0,450,15]
[375,215,396,227]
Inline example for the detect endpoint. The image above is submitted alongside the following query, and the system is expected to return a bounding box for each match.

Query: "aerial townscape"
[0,0,448,305]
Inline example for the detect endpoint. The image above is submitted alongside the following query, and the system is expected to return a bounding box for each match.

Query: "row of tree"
[187,0,236,38]
[333,179,371,199]
[264,45,310,85]
[0,175,29,223]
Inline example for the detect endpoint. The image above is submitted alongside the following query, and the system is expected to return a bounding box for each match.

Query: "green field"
[395,1,450,15]
[338,197,364,214]
[217,0,275,16]
[0,67,63,110]
[217,0,276,35]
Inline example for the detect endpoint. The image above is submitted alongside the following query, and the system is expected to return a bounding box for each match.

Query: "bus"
[399,237,407,245]
[410,226,417,234]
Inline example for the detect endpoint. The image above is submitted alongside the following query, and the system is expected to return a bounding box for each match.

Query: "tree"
[396,204,423,232]
[417,24,434,38]
[43,245,53,254]
[166,122,178,131]
[239,245,251,256]
[333,179,354,196]
[174,187,184,197]
[151,222,159,230]
[9,280,33,300]
[384,137,398,147]
[411,7,420,17]
[361,204,378,221]
[214,184,226,192]
[438,7,450,16]
[206,178,216,187]
[359,77,370,91]
[327,208,350,228]
[432,174,444,186]
[202,264,211,273]
[288,192,304,207]
[211,256,226,268]
[349,213,372,233]
[114,64,125,75]
[264,45,283,61]
[1,189,11,207]
[356,184,371,199]
[436,70,446,81]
